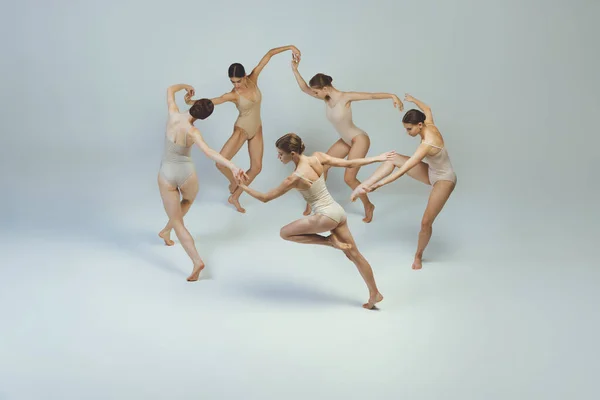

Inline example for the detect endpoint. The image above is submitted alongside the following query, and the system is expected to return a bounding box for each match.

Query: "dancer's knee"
[279,227,291,241]
[343,172,359,187]
[420,218,433,231]
[249,163,262,177]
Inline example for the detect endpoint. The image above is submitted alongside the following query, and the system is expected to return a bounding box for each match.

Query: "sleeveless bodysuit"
[422,141,457,186]
[234,84,262,140]
[325,97,368,145]
[158,112,195,188]
[293,171,346,223]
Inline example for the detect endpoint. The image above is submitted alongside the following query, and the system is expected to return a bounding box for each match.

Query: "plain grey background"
[1,0,599,399]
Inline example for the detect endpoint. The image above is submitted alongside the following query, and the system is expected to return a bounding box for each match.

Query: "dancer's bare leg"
[350,154,430,201]
[345,134,375,223]
[157,173,204,281]
[229,126,263,213]
[279,214,350,250]
[215,128,246,193]
[413,180,455,270]
[331,220,383,309]
[304,139,349,215]
[159,174,199,246]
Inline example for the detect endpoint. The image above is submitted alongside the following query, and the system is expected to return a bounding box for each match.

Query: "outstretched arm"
[238,175,298,203]
[167,84,194,112]
[404,94,433,124]
[314,151,396,168]
[370,144,430,189]
[344,91,403,111]
[185,91,236,107]
[189,128,249,181]
[249,45,301,81]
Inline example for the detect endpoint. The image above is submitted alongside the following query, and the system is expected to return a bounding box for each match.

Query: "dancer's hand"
[392,95,404,111]
[404,93,415,103]
[376,150,397,162]
[291,53,301,70]
[290,45,301,58]
[232,167,249,184]
[184,91,193,103]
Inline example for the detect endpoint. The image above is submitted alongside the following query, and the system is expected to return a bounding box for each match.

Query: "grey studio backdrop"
[1,0,599,399]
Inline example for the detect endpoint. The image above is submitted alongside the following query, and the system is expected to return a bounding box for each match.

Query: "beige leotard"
[293,171,346,223]
[234,83,262,140]
[158,111,195,188]
[422,141,457,186]
[325,95,368,145]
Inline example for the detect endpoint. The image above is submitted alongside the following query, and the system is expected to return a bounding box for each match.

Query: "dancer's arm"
[190,128,249,181]
[185,91,236,106]
[249,45,301,81]
[167,84,194,112]
[370,144,429,189]
[290,54,320,99]
[345,91,403,110]
[237,176,299,203]
[314,151,396,168]
[404,94,434,123]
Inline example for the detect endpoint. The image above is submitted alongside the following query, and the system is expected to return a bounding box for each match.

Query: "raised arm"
[167,84,194,113]
[314,151,396,168]
[290,54,320,99]
[344,91,404,111]
[185,91,236,107]
[248,45,301,81]
[189,127,249,182]
[238,175,299,203]
[404,94,433,124]
[370,144,430,190]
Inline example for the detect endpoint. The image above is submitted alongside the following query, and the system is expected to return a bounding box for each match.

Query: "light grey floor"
[1,161,597,399]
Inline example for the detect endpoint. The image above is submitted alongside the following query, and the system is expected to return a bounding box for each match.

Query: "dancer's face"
[277,148,293,164]
[403,122,423,137]
[230,77,244,89]
[310,86,329,99]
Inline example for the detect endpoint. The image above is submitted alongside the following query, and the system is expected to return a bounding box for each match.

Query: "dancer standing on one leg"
[159,83,248,281]
[186,45,301,213]
[236,133,395,309]
[290,54,403,223]
[351,94,457,270]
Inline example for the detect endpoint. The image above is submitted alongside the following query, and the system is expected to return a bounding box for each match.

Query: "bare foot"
[228,182,238,194]
[363,292,384,309]
[158,230,175,246]
[228,195,246,213]
[362,203,375,223]
[412,257,423,270]
[328,232,352,250]
[187,261,205,281]
[303,203,311,216]
[350,185,366,202]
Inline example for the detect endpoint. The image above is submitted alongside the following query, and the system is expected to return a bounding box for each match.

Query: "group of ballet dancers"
[157,45,457,310]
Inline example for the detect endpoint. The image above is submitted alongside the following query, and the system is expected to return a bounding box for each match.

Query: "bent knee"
[279,227,291,240]
[343,173,359,186]
[250,163,262,175]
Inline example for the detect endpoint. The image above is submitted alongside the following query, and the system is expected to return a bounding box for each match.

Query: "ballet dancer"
[235,133,395,309]
[159,83,248,281]
[351,94,457,270]
[290,54,403,223]
[185,45,301,213]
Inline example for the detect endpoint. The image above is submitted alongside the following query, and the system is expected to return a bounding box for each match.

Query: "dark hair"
[228,63,246,78]
[276,133,306,155]
[308,73,333,89]
[189,98,214,120]
[402,109,426,124]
